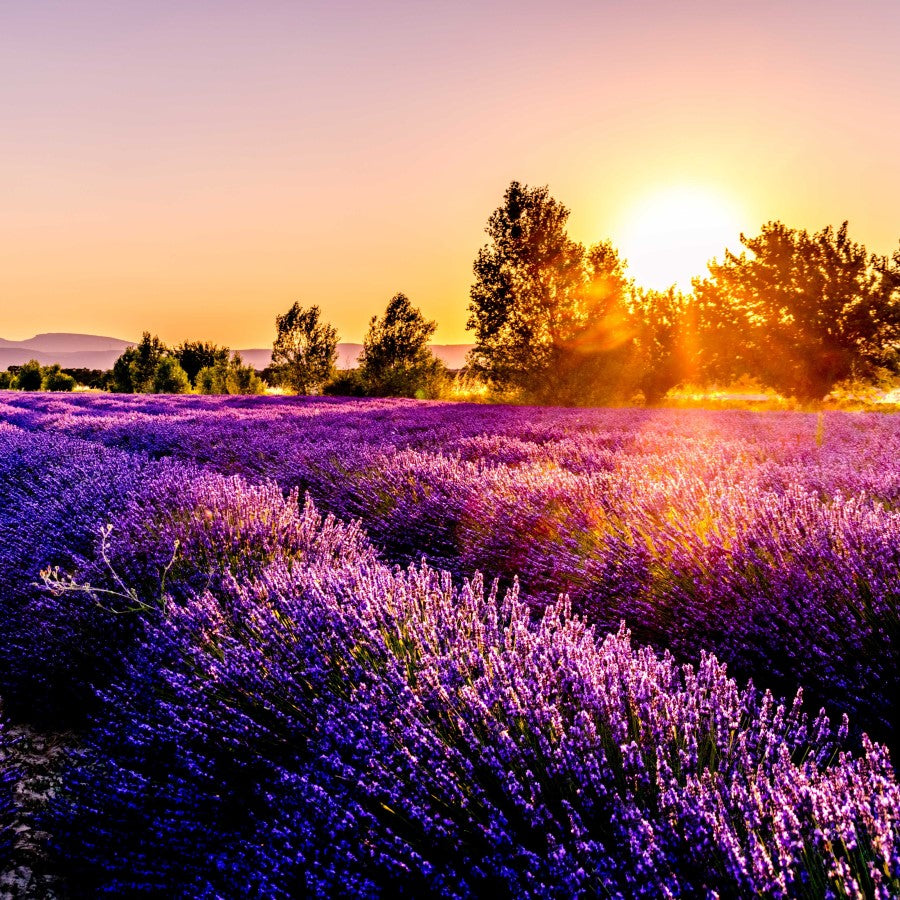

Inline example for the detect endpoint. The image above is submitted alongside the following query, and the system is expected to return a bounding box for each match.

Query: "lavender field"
[1,393,899,897]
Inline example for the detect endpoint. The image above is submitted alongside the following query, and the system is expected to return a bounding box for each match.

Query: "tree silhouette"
[630,286,693,405]
[359,293,445,398]
[110,333,190,394]
[14,360,42,391]
[173,341,230,386]
[272,303,338,395]
[694,221,900,400]
[467,182,641,405]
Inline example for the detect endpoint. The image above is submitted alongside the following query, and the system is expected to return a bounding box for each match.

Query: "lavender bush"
[4,396,900,744]
[2,395,900,893]
[0,421,376,728]
[0,424,152,726]
[47,513,900,896]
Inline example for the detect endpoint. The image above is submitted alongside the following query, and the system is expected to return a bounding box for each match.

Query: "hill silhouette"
[0,334,472,372]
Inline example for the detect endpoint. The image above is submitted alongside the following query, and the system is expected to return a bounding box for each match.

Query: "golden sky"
[2,1,899,346]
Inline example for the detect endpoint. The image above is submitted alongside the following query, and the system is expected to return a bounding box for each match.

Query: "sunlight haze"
[615,185,746,292]
[2,0,899,345]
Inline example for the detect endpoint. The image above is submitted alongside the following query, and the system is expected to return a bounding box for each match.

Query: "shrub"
[196,354,265,395]
[41,364,76,392]
[0,422,374,728]
[151,356,190,394]
[0,428,150,727]
[322,369,366,397]
[13,360,42,391]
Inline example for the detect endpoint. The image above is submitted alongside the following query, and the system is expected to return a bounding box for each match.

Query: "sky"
[2,0,899,347]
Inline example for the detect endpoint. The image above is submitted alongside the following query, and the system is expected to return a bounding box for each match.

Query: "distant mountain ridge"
[0,333,473,371]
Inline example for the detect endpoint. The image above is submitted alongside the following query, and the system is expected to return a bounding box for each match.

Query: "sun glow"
[615,185,745,292]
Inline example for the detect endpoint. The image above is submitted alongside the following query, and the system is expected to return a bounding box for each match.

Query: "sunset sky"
[2,0,899,347]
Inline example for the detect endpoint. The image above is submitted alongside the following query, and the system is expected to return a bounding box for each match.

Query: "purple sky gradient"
[2,0,899,345]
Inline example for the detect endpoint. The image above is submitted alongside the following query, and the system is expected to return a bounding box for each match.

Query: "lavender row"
[1,419,898,893]
[32,470,899,897]
[0,423,374,728]
[4,394,900,502]
[4,395,900,745]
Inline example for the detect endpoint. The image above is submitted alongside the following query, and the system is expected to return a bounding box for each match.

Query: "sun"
[615,185,745,292]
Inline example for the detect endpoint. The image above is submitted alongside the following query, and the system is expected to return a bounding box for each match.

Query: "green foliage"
[693,221,900,401]
[41,364,76,392]
[173,341,230,386]
[0,371,13,389]
[322,369,367,397]
[131,333,170,393]
[359,293,446,398]
[630,287,693,404]
[196,353,265,395]
[271,303,338,395]
[62,368,109,389]
[467,183,644,405]
[111,333,164,393]
[14,359,43,391]
[151,357,191,394]
[110,333,189,394]
[109,353,135,393]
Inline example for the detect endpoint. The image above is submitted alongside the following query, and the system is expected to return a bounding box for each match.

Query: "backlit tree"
[272,303,338,395]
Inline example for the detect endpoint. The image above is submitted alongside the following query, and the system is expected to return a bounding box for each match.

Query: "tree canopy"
[693,221,900,400]
[467,182,900,405]
[41,364,76,392]
[13,360,43,392]
[466,182,644,405]
[359,293,446,398]
[272,303,338,395]
[173,341,230,386]
[111,333,190,394]
[196,352,265,395]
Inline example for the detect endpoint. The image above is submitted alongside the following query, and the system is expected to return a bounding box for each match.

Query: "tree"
[14,359,43,391]
[110,333,190,394]
[111,333,169,393]
[630,287,693,404]
[173,341,230,386]
[693,221,900,400]
[41,364,76,392]
[110,350,136,393]
[0,371,12,390]
[271,303,338,394]
[62,368,107,389]
[130,332,171,393]
[322,369,366,397]
[467,182,639,405]
[358,293,446,398]
[196,353,265,395]
[151,356,191,394]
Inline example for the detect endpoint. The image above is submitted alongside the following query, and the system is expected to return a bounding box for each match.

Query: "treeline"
[1,341,267,395]
[272,293,447,399]
[276,182,900,405]
[465,182,900,404]
[3,180,899,403]
[109,336,266,395]
[0,362,78,392]
[0,292,449,399]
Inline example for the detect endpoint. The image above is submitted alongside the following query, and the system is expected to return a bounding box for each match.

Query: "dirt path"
[1,724,73,900]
